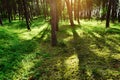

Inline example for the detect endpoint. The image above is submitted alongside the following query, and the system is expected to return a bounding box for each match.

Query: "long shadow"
[88,28,120,53]
[72,28,120,80]
[32,23,50,42]
[3,18,46,29]
[112,23,120,28]
[106,28,120,34]
[27,25,120,80]
[31,18,46,28]
[0,29,38,80]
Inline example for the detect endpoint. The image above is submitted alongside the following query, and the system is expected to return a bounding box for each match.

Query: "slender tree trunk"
[74,0,77,20]
[22,0,31,31]
[111,0,118,23]
[77,0,80,24]
[6,1,12,23]
[106,0,112,28]
[0,9,3,25]
[118,10,120,22]
[49,0,57,46]
[65,0,74,26]
[56,12,59,31]
[36,0,40,15]
[0,16,3,25]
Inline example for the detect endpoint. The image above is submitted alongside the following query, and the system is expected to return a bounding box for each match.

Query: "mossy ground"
[0,19,120,80]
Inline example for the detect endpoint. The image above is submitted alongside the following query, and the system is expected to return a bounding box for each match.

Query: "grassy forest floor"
[0,18,120,80]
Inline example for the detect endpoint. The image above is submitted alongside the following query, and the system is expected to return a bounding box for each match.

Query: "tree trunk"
[22,0,31,31]
[106,0,112,28]
[6,0,12,23]
[111,0,118,23]
[0,16,3,25]
[0,9,3,25]
[74,0,77,20]
[118,10,120,22]
[36,0,40,15]
[65,0,74,26]
[77,0,80,24]
[49,0,57,46]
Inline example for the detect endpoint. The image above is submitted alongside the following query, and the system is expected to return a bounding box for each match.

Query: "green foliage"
[0,19,120,80]
[0,19,50,80]
[106,28,120,34]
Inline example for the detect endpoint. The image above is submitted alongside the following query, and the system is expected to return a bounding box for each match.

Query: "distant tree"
[0,1,3,25]
[6,0,12,23]
[73,0,80,24]
[65,0,74,26]
[22,0,31,31]
[118,9,120,22]
[100,0,107,21]
[0,17,2,25]
[35,0,41,16]
[111,0,118,23]
[17,0,23,20]
[77,0,80,24]
[106,0,112,28]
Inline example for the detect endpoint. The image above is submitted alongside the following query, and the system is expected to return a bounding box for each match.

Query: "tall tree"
[49,0,58,46]
[118,9,120,22]
[22,0,31,30]
[77,0,80,24]
[111,0,118,23]
[35,0,41,15]
[6,0,12,23]
[0,1,3,25]
[65,0,74,26]
[0,16,2,25]
[106,0,112,28]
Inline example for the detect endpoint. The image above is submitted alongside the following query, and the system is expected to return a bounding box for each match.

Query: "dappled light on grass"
[91,49,110,59]
[102,69,120,79]
[0,19,120,80]
[19,23,49,40]
[111,54,120,60]
[0,19,50,80]
[63,36,73,42]
[12,55,35,80]
[64,54,79,79]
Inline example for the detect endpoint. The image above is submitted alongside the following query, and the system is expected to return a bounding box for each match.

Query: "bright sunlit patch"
[64,54,79,79]
[76,28,84,37]
[12,53,40,80]
[111,54,120,60]
[66,30,73,36]
[105,69,120,76]
[92,32,101,38]
[92,49,110,58]
[19,23,49,40]
[63,36,73,42]
[65,54,79,66]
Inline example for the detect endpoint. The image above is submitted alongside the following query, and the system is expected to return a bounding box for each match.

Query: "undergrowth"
[0,19,120,80]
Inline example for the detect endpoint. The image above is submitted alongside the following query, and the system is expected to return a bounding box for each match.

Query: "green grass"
[0,19,120,80]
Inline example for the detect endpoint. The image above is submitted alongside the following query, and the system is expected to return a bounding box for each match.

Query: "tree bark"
[36,0,40,15]
[6,0,12,23]
[0,16,2,25]
[106,0,112,28]
[65,0,74,26]
[0,9,3,25]
[49,0,57,46]
[77,0,80,24]
[118,10,120,22]
[111,0,118,23]
[22,0,31,31]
